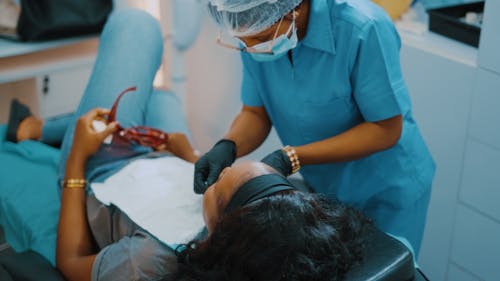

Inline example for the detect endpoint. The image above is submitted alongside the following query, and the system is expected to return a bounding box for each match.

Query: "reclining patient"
[7,8,371,281]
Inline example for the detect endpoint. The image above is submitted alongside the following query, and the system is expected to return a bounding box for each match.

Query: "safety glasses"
[108,86,168,148]
[216,15,287,54]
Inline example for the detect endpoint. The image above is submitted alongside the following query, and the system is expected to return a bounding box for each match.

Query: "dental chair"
[0,234,430,281]
[0,228,428,281]
[0,120,429,281]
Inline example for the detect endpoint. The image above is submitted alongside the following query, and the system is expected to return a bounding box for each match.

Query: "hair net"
[207,0,303,37]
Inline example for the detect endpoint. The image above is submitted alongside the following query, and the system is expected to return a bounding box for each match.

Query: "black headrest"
[344,224,415,281]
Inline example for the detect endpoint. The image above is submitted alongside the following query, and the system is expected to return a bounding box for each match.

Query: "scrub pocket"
[297,96,359,143]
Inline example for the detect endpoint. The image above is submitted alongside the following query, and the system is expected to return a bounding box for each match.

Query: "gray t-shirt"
[87,195,178,281]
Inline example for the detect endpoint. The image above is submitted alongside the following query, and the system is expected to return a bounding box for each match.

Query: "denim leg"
[145,90,191,139]
[58,8,164,183]
[40,113,74,147]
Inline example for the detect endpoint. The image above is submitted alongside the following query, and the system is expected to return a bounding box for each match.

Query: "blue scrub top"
[241,0,435,210]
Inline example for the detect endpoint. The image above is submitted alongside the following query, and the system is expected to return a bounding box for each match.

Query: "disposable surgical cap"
[207,0,303,37]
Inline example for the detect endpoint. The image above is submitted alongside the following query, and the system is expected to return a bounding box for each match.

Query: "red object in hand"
[109,86,169,148]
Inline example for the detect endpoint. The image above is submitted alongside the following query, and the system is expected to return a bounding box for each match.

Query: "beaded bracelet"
[282,145,301,174]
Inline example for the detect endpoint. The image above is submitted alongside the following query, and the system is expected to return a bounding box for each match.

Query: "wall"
[399,37,477,281]
[449,1,500,280]
[181,11,282,159]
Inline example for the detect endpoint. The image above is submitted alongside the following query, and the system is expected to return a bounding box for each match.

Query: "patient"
[61,110,368,280]
[7,8,370,281]
[9,107,370,281]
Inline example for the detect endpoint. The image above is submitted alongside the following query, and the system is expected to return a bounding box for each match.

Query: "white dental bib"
[91,156,204,246]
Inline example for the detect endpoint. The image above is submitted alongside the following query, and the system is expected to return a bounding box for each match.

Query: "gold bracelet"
[282,145,301,174]
[63,179,87,189]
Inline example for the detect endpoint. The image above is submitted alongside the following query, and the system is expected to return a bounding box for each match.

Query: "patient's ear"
[170,0,203,51]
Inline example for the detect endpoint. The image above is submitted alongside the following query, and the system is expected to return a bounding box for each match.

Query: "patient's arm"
[56,108,118,281]
[155,132,200,163]
[57,152,96,281]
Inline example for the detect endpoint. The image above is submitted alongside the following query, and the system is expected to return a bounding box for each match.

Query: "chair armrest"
[344,225,415,281]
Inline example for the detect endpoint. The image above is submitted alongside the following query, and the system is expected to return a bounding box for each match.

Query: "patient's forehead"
[230,161,275,179]
[218,161,276,199]
[202,161,280,232]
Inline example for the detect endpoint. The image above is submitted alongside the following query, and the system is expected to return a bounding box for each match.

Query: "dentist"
[194,0,435,256]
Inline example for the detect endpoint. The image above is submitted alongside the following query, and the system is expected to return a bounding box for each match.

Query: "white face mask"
[249,20,298,62]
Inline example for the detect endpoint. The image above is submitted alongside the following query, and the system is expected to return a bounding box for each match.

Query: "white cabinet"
[399,35,477,281]
[468,69,500,149]
[459,69,500,223]
[478,0,500,74]
[460,138,500,221]
[447,264,481,281]
[36,66,91,118]
[451,205,500,281]
[0,38,97,122]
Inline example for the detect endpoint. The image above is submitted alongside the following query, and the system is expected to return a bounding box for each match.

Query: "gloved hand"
[193,139,237,194]
[261,149,292,176]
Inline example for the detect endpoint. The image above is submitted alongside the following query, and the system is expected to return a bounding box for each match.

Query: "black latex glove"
[193,139,237,194]
[261,149,292,176]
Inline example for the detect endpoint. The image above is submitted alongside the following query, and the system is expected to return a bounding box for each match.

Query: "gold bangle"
[63,179,87,189]
[65,184,86,189]
[282,145,301,174]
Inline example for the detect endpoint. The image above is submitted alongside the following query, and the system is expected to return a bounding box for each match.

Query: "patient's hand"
[70,108,118,161]
[155,133,199,163]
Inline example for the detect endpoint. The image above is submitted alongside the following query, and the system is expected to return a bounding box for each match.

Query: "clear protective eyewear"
[216,10,295,54]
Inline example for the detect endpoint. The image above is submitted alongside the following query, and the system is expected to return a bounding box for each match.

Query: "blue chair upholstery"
[0,125,61,266]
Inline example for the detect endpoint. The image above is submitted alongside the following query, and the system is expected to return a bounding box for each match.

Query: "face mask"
[247,18,298,62]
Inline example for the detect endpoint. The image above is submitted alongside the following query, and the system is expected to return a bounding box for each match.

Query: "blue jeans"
[57,8,189,187]
[39,113,73,147]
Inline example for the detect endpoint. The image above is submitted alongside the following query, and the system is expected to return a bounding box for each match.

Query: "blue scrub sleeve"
[240,53,264,107]
[351,18,406,122]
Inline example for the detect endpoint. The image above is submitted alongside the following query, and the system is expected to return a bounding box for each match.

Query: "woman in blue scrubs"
[194,0,435,256]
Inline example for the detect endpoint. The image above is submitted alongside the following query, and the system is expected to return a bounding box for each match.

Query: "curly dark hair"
[172,191,370,281]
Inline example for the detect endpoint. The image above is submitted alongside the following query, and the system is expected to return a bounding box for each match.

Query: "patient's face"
[202,161,276,233]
